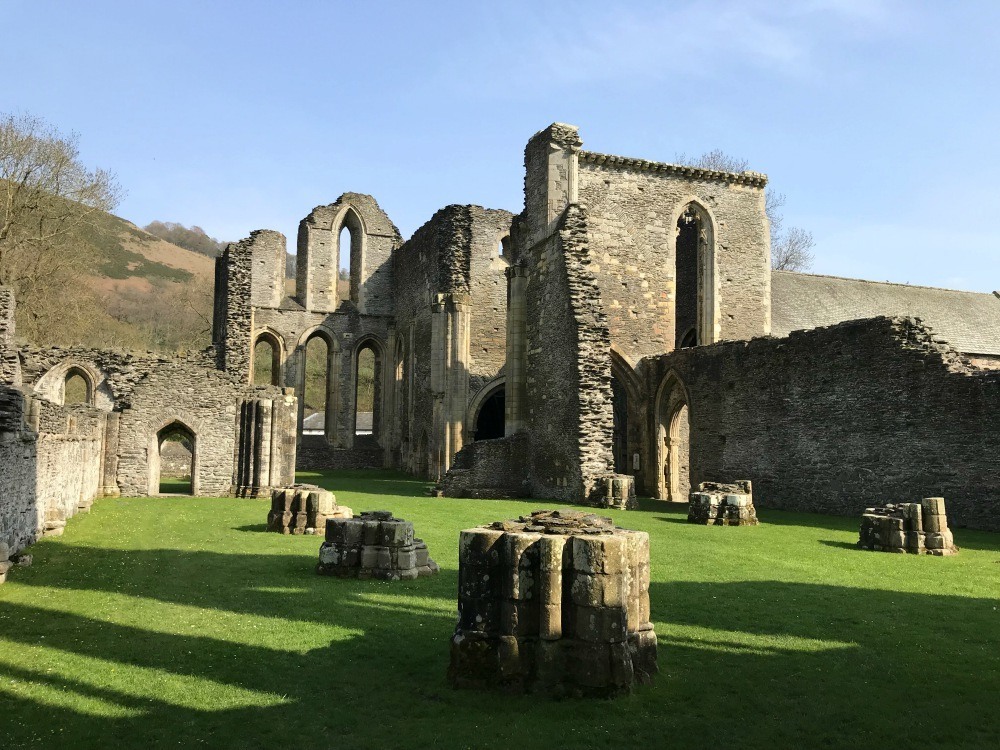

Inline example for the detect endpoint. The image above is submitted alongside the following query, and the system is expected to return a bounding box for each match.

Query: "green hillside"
[11,208,218,353]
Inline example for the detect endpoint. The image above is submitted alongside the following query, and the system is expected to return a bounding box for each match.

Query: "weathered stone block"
[316,511,438,581]
[858,499,958,555]
[448,508,655,698]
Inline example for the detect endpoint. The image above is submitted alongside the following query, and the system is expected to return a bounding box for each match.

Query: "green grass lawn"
[0,469,998,749]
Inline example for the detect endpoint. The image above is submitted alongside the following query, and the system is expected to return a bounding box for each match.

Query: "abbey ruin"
[2,122,1000,557]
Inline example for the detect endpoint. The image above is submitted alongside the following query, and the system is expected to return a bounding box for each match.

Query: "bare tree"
[0,113,123,339]
[675,149,814,272]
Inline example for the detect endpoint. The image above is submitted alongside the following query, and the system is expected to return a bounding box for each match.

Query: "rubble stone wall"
[0,287,20,386]
[642,317,1000,530]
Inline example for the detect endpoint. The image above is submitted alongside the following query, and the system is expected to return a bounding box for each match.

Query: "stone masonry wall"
[116,363,244,496]
[213,239,253,382]
[519,204,616,502]
[642,317,1000,531]
[0,385,105,555]
[296,193,402,316]
[577,151,770,361]
[0,286,20,386]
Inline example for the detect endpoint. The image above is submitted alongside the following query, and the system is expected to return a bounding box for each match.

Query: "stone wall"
[213,238,253,382]
[296,193,402,315]
[439,433,530,498]
[115,364,246,496]
[577,151,770,361]
[0,385,106,555]
[0,286,20,386]
[641,317,1000,530]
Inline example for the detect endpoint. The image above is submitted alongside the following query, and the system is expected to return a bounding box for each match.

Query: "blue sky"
[3,0,999,291]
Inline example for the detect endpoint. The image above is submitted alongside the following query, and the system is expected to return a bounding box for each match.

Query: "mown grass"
[0,469,997,749]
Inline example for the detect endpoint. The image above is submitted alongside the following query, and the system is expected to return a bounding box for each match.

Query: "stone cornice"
[578,150,768,187]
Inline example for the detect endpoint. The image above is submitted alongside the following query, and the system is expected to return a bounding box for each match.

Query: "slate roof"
[771,271,1000,356]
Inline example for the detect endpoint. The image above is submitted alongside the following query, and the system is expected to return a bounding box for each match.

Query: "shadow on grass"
[233,524,270,534]
[3,537,999,748]
[818,540,859,550]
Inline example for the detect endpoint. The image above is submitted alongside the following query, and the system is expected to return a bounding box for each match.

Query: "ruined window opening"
[156,422,195,496]
[253,334,280,386]
[674,202,716,349]
[338,226,352,298]
[301,334,329,436]
[64,369,91,405]
[338,208,364,306]
[474,386,505,441]
[354,342,381,445]
[611,375,628,473]
[498,235,511,261]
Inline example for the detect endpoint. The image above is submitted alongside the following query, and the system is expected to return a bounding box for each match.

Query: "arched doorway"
[154,422,196,495]
[611,375,628,473]
[656,372,690,501]
[674,201,716,349]
[474,385,505,440]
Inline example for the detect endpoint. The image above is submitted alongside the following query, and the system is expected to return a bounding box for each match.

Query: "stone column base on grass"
[858,497,958,555]
[688,481,758,526]
[267,485,352,535]
[317,511,439,580]
[448,509,657,698]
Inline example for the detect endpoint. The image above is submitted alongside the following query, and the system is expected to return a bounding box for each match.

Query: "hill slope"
[15,210,218,352]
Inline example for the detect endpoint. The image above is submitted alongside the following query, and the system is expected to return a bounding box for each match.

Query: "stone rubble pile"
[448,508,657,698]
[858,497,958,555]
[688,481,758,526]
[267,485,352,535]
[317,510,439,580]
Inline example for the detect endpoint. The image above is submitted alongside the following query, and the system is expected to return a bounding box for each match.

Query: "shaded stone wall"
[577,151,770,361]
[213,238,253,382]
[641,317,1000,530]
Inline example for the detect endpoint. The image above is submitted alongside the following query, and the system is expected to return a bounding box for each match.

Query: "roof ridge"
[578,150,768,187]
[773,270,998,298]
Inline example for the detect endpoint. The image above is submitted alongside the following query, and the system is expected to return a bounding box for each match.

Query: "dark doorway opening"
[474,389,505,440]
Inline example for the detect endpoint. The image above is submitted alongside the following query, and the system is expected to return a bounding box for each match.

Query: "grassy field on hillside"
[0,470,997,749]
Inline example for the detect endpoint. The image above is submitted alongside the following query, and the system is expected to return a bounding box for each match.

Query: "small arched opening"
[674,201,716,349]
[354,340,382,446]
[252,332,282,386]
[154,421,196,496]
[63,367,93,405]
[473,384,505,441]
